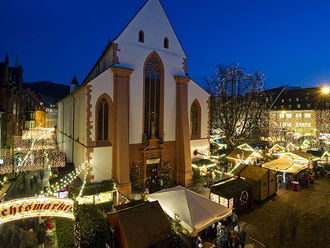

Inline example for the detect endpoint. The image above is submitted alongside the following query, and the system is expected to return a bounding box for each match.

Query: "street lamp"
[321,86,330,95]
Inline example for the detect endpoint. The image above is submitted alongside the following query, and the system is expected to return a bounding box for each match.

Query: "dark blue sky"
[1,0,330,89]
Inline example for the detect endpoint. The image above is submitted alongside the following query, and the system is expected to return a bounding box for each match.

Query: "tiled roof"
[116,201,174,248]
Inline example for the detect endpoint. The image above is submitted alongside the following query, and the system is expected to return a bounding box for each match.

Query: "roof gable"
[115,0,186,57]
[116,201,173,248]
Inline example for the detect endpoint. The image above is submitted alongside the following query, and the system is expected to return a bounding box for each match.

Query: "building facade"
[268,86,330,145]
[57,0,210,195]
[0,55,44,149]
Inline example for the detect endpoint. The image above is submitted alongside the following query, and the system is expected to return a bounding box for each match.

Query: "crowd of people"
[196,212,246,248]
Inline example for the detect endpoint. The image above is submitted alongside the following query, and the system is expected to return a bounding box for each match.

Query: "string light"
[0,127,65,174]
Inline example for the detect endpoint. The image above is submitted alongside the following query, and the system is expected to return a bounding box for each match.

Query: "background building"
[267,86,330,145]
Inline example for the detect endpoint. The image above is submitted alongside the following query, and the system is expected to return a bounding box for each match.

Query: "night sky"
[1,0,330,89]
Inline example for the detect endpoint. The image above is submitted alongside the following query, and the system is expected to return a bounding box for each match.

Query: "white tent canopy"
[148,186,232,234]
[262,158,307,174]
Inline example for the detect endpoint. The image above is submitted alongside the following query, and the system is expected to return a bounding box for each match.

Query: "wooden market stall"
[210,178,252,212]
[233,164,277,201]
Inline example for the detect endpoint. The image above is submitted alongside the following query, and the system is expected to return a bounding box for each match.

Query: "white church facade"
[56,0,210,195]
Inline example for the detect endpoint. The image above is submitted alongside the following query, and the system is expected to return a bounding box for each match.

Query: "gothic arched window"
[164,37,169,49]
[144,54,163,139]
[139,30,144,43]
[96,95,113,144]
[190,99,201,139]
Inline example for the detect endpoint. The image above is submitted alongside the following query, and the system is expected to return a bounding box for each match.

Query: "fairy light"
[39,162,88,197]
[0,127,65,174]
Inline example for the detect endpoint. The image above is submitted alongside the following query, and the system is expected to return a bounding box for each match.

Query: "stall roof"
[227,149,254,161]
[262,158,307,173]
[148,186,232,234]
[211,178,250,199]
[110,201,174,248]
[239,165,269,180]
[291,150,320,161]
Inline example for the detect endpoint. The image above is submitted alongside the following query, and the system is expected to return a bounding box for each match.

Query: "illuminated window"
[210,193,219,203]
[304,113,311,118]
[296,123,311,128]
[296,98,299,101]
[297,104,301,109]
[286,113,292,118]
[281,99,284,103]
[296,113,302,118]
[288,105,292,109]
[138,30,144,43]
[219,197,229,208]
[306,103,311,108]
[289,98,292,102]
[279,113,285,118]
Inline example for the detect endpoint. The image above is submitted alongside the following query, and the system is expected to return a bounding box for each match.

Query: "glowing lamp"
[321,86,330,95]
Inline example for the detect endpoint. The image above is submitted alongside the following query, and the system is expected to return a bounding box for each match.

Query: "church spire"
[71,75,78,85]
[70,75,79,94]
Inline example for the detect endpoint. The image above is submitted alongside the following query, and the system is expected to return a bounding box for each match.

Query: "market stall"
[262,158,307,174]
[233,164,277,201]
[148,186,232,235]
[210,178,252,212]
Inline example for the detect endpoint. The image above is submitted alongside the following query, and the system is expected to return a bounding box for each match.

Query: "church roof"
[82,0,187,85]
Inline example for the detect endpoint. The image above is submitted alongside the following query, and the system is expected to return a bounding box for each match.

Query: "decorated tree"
[129,161,143,192]
[160,161,174,189]
[206,64,267,148]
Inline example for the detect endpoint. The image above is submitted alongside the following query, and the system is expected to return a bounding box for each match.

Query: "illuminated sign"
[77,191,114,205]
[0,197,74,225]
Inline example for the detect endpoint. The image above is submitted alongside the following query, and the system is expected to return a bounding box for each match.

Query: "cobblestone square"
[240,177,330,248]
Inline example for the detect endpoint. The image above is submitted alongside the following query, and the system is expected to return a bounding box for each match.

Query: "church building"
[57,0,210,195]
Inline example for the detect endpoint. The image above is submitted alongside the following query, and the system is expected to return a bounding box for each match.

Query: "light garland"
[0,127,65,174]
[39,162,87,197]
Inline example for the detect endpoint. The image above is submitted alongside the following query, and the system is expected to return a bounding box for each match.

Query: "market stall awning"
[148,186,232,234]
[262,158,307,173]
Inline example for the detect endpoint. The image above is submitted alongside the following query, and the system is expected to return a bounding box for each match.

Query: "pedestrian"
[232,212,238,227]
[196,235,203,248]
[220,226,229,248]
[40,170,44,181]
[36,223,46,248]
[34,175,38,187]
[234,223,241,233]
[238,227,246,248]
[216,221,222,235]
[30,178,34,190]
[230,229,239,248]
[209,223,217,243]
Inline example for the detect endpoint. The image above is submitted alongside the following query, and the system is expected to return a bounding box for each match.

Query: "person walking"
[196,235,203,248]
[238,227,246,248]
[231,212,238,227]
[30,178,34,191]
[36,223,46,248]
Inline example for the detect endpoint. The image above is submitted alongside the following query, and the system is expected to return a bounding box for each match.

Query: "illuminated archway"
[0,197,74,225]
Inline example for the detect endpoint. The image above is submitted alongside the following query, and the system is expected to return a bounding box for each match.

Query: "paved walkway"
[239,177,330,248]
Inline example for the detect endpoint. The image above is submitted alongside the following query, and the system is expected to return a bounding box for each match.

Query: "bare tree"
[207,64,267,148]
